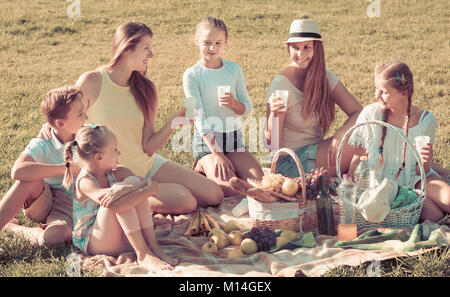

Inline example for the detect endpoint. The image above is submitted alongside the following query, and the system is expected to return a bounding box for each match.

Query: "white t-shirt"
[266,69,339,150]
[23,129,73,195]
[183,60,253,134]
[348,102,437,188]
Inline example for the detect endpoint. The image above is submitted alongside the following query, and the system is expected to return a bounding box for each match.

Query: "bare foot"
[149,243,179,266]
[138,253,174,271]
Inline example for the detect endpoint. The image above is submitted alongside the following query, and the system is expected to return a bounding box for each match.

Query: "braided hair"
[375,61,414,179]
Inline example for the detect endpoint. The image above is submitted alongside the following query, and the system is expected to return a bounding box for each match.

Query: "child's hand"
[418,142,433,167]
[145,178,160,197]
[212,152,236,181]
[37,122,52,140]
[219,92,237,107]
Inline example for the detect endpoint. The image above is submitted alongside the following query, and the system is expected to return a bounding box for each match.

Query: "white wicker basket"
[336,120,426,230]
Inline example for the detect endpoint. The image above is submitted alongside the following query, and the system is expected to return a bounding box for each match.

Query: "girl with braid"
[349,61,450,222]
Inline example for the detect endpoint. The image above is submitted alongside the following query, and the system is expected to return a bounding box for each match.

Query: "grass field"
[0,0,448,277]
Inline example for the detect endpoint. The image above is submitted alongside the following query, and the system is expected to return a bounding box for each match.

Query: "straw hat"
[284,19,323,44]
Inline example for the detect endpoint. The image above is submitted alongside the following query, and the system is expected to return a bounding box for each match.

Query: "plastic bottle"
[353,156,370,203]
[315,176,336,236]
[337,174,357,241]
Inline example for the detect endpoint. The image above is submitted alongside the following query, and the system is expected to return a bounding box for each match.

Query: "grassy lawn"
[0,0,448,277]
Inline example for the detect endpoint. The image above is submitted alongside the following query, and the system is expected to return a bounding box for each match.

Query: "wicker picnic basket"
[247,148,318,233]
[336,120,426,231]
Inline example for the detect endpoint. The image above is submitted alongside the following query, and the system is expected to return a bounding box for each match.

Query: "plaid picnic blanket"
[77,194,450,277]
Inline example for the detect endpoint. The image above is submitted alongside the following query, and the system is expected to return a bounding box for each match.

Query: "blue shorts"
[274,144,318,177]
[192,130,246,163]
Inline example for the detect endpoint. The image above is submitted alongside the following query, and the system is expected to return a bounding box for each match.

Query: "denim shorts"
[192,130,246,163]
[274,144,318,177]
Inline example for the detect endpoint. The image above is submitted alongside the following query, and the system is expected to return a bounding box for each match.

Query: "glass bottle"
[316,176,336,236]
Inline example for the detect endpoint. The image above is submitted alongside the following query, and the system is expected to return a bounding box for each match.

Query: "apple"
[227,230,243,246]
[224,220,241,233]
[282,179,299,196]
[201,241,218,253]
[209,234,229,249]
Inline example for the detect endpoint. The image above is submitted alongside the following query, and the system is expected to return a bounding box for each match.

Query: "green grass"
[0,0,448,277]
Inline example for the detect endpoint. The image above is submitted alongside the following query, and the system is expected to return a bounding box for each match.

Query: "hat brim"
[284,37,323,44]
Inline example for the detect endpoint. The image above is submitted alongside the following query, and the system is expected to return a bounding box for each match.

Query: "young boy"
[0,86,87,246]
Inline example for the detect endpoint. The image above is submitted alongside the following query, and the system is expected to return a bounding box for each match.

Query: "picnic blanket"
[78,194,450,277]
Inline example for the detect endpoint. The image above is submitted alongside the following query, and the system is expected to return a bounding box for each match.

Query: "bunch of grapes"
[295,167,330,200]
[242,226,278,251]
[261,173,286,193]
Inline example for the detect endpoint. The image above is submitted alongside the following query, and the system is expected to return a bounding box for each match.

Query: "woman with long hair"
[264,18,363,177]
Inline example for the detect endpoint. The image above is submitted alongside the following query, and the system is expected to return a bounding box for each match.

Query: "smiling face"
[126,34,153,73]
[288,41,314,68]
[98,135,120,171]
[374,76,408,109]
[195,26,227,67]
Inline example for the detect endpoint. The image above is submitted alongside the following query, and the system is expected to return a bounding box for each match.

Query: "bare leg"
[0,180,44,230]
[416,174,450,222]
[196,150,264,197]
[87,207,172,271]
[147,183,197,215]
[316,137,357,177]
[152,160,224,207]
[134,199,179,266]
[195,154,239,196]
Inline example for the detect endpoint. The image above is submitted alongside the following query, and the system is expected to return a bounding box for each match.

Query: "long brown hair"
[299,40,334,136]
[106,21,158,123]
[375,61,414,179]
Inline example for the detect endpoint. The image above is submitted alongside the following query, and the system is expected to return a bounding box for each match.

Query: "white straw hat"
[284,19,323,43]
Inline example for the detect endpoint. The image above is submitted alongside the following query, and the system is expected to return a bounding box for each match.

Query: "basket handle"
[270,148,307,201]
[335,120,426,194]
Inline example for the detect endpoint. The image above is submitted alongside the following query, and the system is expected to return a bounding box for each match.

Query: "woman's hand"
[37,122,52,140]
[213,152,236,181]
[170,107,193,129]
[268,94,287,116]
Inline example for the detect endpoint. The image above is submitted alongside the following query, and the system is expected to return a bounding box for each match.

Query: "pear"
[227,230,243,246]
[209,234,229,249]
[240,238,258,255]
[201,241,218,253]
[209,228,226,238]
[280,229,299,241]
[227,248,245,259]
[276,236,291,248]
[224,220,242,233]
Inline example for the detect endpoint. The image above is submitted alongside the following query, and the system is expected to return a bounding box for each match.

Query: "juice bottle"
[337,174,357,241]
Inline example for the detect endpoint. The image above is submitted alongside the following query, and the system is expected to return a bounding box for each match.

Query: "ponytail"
[63,140,77,190]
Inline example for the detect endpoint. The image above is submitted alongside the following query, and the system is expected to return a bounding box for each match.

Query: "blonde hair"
[40,86,83,126]
[375,61,414,178]
[63,125,115,189]
[106,21,157,124]
[295,40,334,136]
[195,17,228,41]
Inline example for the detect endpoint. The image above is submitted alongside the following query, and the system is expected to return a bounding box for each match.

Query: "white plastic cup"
[231,198,249,217]
[184,97,196,120]
[217,85,231,106]
[275,90,289,111]
[415,135,430,152]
